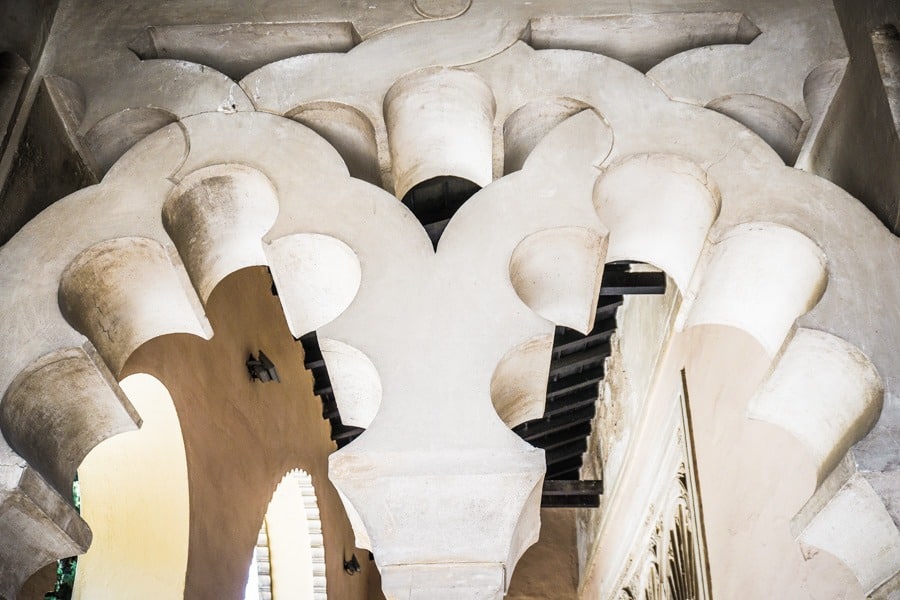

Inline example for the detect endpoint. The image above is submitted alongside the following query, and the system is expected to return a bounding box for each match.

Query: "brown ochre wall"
[122,266,382,600]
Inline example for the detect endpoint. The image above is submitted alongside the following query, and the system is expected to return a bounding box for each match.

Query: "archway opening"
[246,469,326,600]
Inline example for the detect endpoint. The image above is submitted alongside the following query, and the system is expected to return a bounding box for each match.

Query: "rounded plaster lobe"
[317,337,382,429]
[509,227,606,334]
[490,334,554,429]
[593,153,721,293]
[58,237,211,377]
[265,233,362,339]
[706,94,803,164]
[384,67,496,199]
[798,472,900,594]
[749,328,883,487]
[164,164,280,303]
[682,222,827,356]
[502,98,590,175]
[288,102,382,185]
[0,347,140,499]
[82,107,179,176]
[0,464,91,600]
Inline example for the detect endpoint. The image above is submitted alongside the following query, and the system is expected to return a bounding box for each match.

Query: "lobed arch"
[0,40,897,598]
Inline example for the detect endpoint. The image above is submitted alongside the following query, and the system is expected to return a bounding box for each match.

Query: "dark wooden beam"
[546,365,604,399]
[599,270,666,295]
[530,422,593,451]
[546,439,588,465]
[549,344,609,379]
[552,326,614,357]
[595,295,624,319]
[515,405,596,441]
[541,479,603,508]
[546,455,585,478]
[543,387,598,419]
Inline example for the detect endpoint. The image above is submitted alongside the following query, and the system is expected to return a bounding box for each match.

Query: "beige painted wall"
[72,373,190,599]
[121,266,381,599]
[507,509,579,600]
[580,318,868,598]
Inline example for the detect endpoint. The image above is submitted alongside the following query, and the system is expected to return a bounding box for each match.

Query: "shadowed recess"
[526,12,761,72]
[0,51,29,155]
[128,22,361,81]
[0,348,140,499]
[400,176,481,248]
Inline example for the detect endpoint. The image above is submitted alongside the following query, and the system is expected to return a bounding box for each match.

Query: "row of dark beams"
[513,263,666,484]
[300,176,667,508]
[298,263,666,508]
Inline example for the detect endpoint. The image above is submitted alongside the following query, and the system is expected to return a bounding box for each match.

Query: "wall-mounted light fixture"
[246,351,280,383]
[343,553,361,575]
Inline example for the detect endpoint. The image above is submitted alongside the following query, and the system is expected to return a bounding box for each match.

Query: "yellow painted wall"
[72,374,190,599]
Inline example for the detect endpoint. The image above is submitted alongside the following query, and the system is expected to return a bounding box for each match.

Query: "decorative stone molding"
[603,379,711,600]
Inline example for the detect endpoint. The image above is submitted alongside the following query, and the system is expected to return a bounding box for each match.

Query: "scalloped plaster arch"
[0,39,898,599]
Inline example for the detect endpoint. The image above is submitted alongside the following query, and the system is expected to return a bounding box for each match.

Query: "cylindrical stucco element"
[594,153,720,293]
[164,164,279,303]
[384,67,496,199]
[682,222,827,356]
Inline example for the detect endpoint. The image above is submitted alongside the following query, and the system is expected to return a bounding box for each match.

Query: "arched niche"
[82,107,179,176]
[705,94,803,164]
